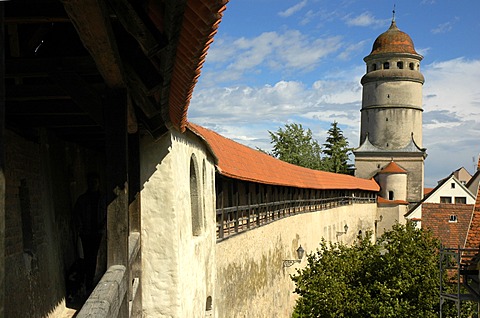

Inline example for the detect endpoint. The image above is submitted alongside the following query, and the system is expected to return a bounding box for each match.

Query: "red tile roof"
[465,183,480,249]
[422,203,474,248]
[169,0,228,132]
[424,187,434,197]
[188,122,380,191]
[378,161,407,174]
[377,197,409,205]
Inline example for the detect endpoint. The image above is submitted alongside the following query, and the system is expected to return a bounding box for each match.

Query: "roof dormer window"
[449,215,457,223]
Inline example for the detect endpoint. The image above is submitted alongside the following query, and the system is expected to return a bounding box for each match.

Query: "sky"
[188,0,480,187]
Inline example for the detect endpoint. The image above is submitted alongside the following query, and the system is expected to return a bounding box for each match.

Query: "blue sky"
[189,0,480,187]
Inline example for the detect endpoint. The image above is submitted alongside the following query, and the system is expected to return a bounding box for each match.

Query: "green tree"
[291,222,451,318]
[268,123,324,170]
[322,121,353,174]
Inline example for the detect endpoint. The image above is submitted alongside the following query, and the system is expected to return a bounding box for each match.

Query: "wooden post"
[128,132,142,316]
[104,88,129,317]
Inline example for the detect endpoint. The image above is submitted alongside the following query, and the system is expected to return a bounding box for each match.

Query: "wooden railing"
[216,196,376,240]
[76,231,141,318]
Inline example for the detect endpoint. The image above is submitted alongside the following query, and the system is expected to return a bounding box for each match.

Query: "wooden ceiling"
[3,0,227,150]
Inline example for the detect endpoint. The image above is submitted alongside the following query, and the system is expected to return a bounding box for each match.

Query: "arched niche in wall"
[190,154,203,236]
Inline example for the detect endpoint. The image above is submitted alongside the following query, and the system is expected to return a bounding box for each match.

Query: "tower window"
[388,191,394,200]
[372,63,377,71]
[397,61,404,69]
[383,62,390,69]
[386,118,388,121]
[409,62,414,70]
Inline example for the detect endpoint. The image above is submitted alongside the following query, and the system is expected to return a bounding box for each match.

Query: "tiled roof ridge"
[187,122,380,191]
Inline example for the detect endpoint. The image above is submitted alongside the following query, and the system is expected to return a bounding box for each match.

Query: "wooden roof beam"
[107,0,165,58]
[61,0,124,88]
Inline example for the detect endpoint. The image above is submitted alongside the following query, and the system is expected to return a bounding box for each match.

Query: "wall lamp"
[336,224,349,237]
[283,245,305,267]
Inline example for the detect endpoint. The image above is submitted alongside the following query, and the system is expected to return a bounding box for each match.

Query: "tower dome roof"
[369,20,418,55]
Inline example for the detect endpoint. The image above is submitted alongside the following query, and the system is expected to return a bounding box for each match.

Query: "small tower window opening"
[206,296,212,311]
[449,215,458,223]
[409,62,414,70]
[383,62,390,69]
[417,63,420,70]
[397,61,404,69]
[372,63,377,71]
[388,191,394,200]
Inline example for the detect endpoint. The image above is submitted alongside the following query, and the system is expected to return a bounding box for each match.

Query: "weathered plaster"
[215,203,378,317]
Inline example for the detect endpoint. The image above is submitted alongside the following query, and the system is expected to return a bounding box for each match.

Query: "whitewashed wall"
[140,130,216,317]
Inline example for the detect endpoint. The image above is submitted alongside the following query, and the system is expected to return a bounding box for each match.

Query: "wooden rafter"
[61,0,124,88]
[107,0,165,58]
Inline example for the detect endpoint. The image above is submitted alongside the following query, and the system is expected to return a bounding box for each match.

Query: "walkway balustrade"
[216,196,376,240]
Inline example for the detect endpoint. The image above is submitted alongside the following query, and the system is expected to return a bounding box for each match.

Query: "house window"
[388,191,394,200]
[190,155,203,236]
[440,196,452,204]
[455,197,467,204]
[451,183,455,189]
[449,215,458,223]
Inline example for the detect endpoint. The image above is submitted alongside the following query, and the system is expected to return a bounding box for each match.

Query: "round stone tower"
[360,19,424,148]
[354,18,427,204]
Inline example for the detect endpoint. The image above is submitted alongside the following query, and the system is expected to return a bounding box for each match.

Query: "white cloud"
[345,12,386,28]
[431,17,459,34]
[422,58,480,185]
[337,40,369,60]
[200,30,344,86]
[278,0,308,18]
[423,58,480,119]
